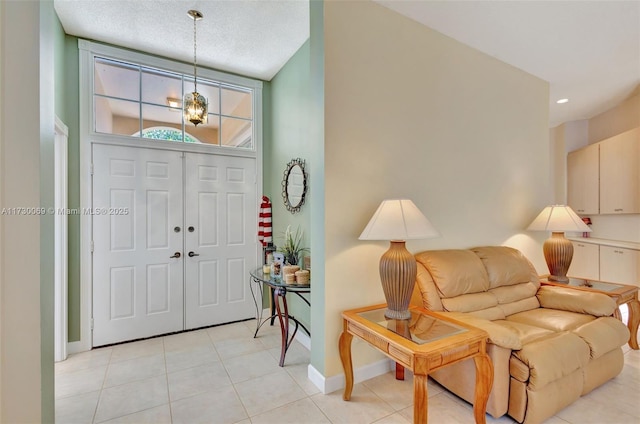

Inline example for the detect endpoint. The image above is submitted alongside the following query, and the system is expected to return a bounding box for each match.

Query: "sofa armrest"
[536,286,616,317]
[441,312,522,350]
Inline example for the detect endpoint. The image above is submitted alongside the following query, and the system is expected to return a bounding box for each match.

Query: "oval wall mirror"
[282,158,307,214]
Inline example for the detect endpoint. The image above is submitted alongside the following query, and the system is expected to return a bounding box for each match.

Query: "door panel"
[93,144,184,346]
[93,144,258,344]
[184,153,257,329]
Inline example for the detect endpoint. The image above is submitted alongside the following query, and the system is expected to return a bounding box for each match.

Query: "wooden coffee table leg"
[473,352,493,424]
[339,330,354,401]
[627,297,640,350]
[413,373,428,423]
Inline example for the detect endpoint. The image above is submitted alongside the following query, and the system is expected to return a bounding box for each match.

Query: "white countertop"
[567,237,640,250]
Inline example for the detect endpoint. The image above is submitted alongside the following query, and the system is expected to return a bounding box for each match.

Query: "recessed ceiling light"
[556,98,569,104]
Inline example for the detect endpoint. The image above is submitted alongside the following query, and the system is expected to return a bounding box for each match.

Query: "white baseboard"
[67,339,91,356]
[307,358,394,394]
[290,322,311,350]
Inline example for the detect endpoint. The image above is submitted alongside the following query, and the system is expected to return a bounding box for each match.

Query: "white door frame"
[54,116,68,362]
[75,40,264,353]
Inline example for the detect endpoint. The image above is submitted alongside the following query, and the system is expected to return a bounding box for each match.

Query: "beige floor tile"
[362,371,415,411]
[167,361,232,402]
[223,349,282,383]
[55,348,113,375]
[250,397,330,424]
[213,335,266,360]
[372,412,412,424]
[163,329,213,352]
[164,344,220,374]
[235,370,307,417]
[110,338,164,364]
[285,362,321,396]
[55,366,107,399]
[170,385,248,424]
[103,353,165,388]
[93,375,168,423]
[207,321,255,344]
[55,390,100,424]
[267,340,310,366]
[98,404,172,424]
[311,383,395,424]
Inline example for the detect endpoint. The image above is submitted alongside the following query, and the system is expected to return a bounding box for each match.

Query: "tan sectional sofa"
[409,246,630,424]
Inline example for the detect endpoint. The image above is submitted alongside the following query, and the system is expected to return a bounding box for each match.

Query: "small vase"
[286,254,298,266]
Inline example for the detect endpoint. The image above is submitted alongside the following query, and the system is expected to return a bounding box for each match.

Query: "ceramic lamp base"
[379,241,417,320]
[544,232,573,283]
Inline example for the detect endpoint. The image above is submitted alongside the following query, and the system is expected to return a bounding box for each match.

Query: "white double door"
[92,144,257,347]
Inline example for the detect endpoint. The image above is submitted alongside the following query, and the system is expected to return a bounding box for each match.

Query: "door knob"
[170,252,181,258]
[188,251,200,257]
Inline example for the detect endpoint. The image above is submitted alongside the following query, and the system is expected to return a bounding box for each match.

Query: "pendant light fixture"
[184,9,208,126]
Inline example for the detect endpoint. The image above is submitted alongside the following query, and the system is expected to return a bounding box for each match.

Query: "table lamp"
[359,199,440,319]
[527,205,591,282]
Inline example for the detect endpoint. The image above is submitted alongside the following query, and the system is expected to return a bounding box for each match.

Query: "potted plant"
[280,225,309,266]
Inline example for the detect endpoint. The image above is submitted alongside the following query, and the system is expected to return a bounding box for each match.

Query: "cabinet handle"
[614,208,623,212]
[577,244,584,247]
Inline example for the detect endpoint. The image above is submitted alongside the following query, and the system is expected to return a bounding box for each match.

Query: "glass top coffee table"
[340,304,493,424]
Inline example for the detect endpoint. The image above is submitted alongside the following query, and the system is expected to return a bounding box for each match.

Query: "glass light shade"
[184,91,208,126]
[527,205,591,233]
[359,199,440,241]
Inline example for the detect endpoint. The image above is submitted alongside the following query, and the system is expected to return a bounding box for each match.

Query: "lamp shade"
[527,205,591,233]
[359,199,440,241]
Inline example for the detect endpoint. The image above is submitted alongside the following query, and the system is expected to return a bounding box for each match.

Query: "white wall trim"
[307,359,394,395]
[290,322,311,350]
[54,116,69,363]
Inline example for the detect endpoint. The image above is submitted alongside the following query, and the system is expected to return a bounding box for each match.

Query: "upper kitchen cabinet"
[567,143,599,215]
[599,127,640,214]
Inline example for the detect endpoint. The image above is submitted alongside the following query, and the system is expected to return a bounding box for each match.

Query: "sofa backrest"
[412,246,541,320]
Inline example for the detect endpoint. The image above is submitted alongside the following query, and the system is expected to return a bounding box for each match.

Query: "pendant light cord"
[193,13,198,93]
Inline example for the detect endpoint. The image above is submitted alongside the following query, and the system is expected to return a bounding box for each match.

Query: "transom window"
[93,57,253,149]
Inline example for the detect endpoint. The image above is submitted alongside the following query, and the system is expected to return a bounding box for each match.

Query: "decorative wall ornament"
[281,158,307,214]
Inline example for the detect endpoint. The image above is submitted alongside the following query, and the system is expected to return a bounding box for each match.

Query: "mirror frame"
[281,158,307,214]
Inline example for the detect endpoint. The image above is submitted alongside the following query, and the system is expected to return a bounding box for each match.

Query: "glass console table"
[249,268,310,366]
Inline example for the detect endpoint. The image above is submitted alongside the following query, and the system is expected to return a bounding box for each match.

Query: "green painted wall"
[53,8,82,343]
[267,39,313,331]
[308,0,326,374]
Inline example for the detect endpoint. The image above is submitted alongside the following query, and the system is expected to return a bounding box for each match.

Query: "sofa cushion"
[441,292,498,313]
[506,308,595,332]
[493,320,554,345]
[412,263,444,311]
[472,246,539,289]
[572,317,630,359]
[416,249,490,298]
[537,286,617,317]
[512,332,590,390]
[499,296,540,317]
[441,312,521,349]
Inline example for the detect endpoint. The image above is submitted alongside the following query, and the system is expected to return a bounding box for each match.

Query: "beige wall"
[588,89,640,144]
[321,1,550,376]
[1,1,48,421]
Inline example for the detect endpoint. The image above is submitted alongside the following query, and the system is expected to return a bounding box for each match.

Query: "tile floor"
[56,317,640,424]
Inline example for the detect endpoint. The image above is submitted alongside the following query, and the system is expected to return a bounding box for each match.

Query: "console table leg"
[413,373,428,423]
[473,352,493,424]
[275,288,288,366]
[339,331,354,401]
[627,297,640,350]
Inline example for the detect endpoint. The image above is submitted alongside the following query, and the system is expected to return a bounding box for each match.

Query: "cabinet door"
[600,128,640,214]
[600,246,639,287]
[567,144,599,215]
[568,242,599,280]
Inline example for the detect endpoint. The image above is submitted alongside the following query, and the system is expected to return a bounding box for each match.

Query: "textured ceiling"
[54,0,310,81]
[54,0,639,128]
